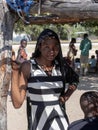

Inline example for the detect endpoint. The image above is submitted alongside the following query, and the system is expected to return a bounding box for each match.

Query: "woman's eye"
[43,44,59,52]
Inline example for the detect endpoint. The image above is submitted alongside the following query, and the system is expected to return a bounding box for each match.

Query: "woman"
[67,38,77,69]
[11,29,79,130]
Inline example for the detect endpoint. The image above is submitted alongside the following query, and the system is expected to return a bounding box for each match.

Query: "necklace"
[41,65,53,71]
[40,65,53,76]
[35,58,54,75]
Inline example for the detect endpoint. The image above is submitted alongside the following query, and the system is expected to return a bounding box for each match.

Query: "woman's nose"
[49,47,58,52]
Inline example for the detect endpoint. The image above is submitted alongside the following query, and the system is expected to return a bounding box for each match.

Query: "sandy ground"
[7,43,98,130]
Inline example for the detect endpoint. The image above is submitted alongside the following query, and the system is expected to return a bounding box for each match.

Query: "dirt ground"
[7,43,98,130]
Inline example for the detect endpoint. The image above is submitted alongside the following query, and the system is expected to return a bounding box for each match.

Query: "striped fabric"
[27,59,68,130]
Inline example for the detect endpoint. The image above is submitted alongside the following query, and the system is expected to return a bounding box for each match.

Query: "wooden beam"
[27,0,98,24]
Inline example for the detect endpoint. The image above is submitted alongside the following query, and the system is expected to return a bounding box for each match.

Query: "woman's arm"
[60,84,77,103]
[11,61,31,108]
[59,58,79,103]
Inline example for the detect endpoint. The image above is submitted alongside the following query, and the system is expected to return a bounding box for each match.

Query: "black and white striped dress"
[27,59,68,130]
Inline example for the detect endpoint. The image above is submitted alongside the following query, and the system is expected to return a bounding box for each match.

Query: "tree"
[80,20,98,36]
[0,1,17,130]
[1,0,98,130]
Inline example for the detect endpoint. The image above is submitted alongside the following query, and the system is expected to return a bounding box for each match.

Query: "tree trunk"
[0,1,17,130]
[28,0,98,24]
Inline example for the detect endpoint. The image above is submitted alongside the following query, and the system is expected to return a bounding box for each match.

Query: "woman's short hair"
[80,91,98,113]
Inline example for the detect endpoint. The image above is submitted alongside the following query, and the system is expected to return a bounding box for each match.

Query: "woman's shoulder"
[21,61,31,71]
[22,59,38,70]
[21,60,31,78]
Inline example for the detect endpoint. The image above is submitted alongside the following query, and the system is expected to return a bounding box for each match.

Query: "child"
[74,58,80,73]
[88,55,96,73]
[16,38,28,64]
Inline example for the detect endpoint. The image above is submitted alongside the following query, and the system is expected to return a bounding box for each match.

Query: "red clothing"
[16,46,27,63]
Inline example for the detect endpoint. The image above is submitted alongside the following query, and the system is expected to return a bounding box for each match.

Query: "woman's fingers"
[11,60,20,70]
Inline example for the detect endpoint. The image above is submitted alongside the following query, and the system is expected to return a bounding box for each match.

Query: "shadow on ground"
[78,73,98,90]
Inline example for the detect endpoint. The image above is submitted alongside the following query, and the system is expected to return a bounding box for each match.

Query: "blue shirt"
[68,117,98,130]
[80,38,92,56]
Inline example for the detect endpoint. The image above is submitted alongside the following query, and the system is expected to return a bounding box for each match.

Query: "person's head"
[20,39,27,48]
[95,50,98,55]
[91,55,95,59]
[33,29,63,63]
[70,38,76,44]
[83,33,88,39]
[80,91,98,118]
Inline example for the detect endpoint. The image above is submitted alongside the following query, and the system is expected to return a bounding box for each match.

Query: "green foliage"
[14,19,98,41]
[14,21,71,40]
[80,20,98,36]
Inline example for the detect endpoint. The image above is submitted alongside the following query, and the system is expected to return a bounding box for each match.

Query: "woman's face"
[39,38,60,61]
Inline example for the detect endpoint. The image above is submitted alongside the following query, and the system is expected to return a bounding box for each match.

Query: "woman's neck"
[36,57,53,67]
[35,58,54,76]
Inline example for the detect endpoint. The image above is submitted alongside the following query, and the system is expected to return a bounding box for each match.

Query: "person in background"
[67,91,98,130]
[80,33,92,76]
[95,50,98,62]
[88,55,97,73]
[16,38,28,64]
[95,50,98,72]
[67,38,77,69]
[74,58,80,73]
[11,29,79,130]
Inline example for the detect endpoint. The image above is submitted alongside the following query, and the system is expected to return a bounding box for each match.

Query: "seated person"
[95,50,98,72]
[74,58,80,73]
[95,50,98,62]
[67,91,98,130]
[88,55,97,72]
